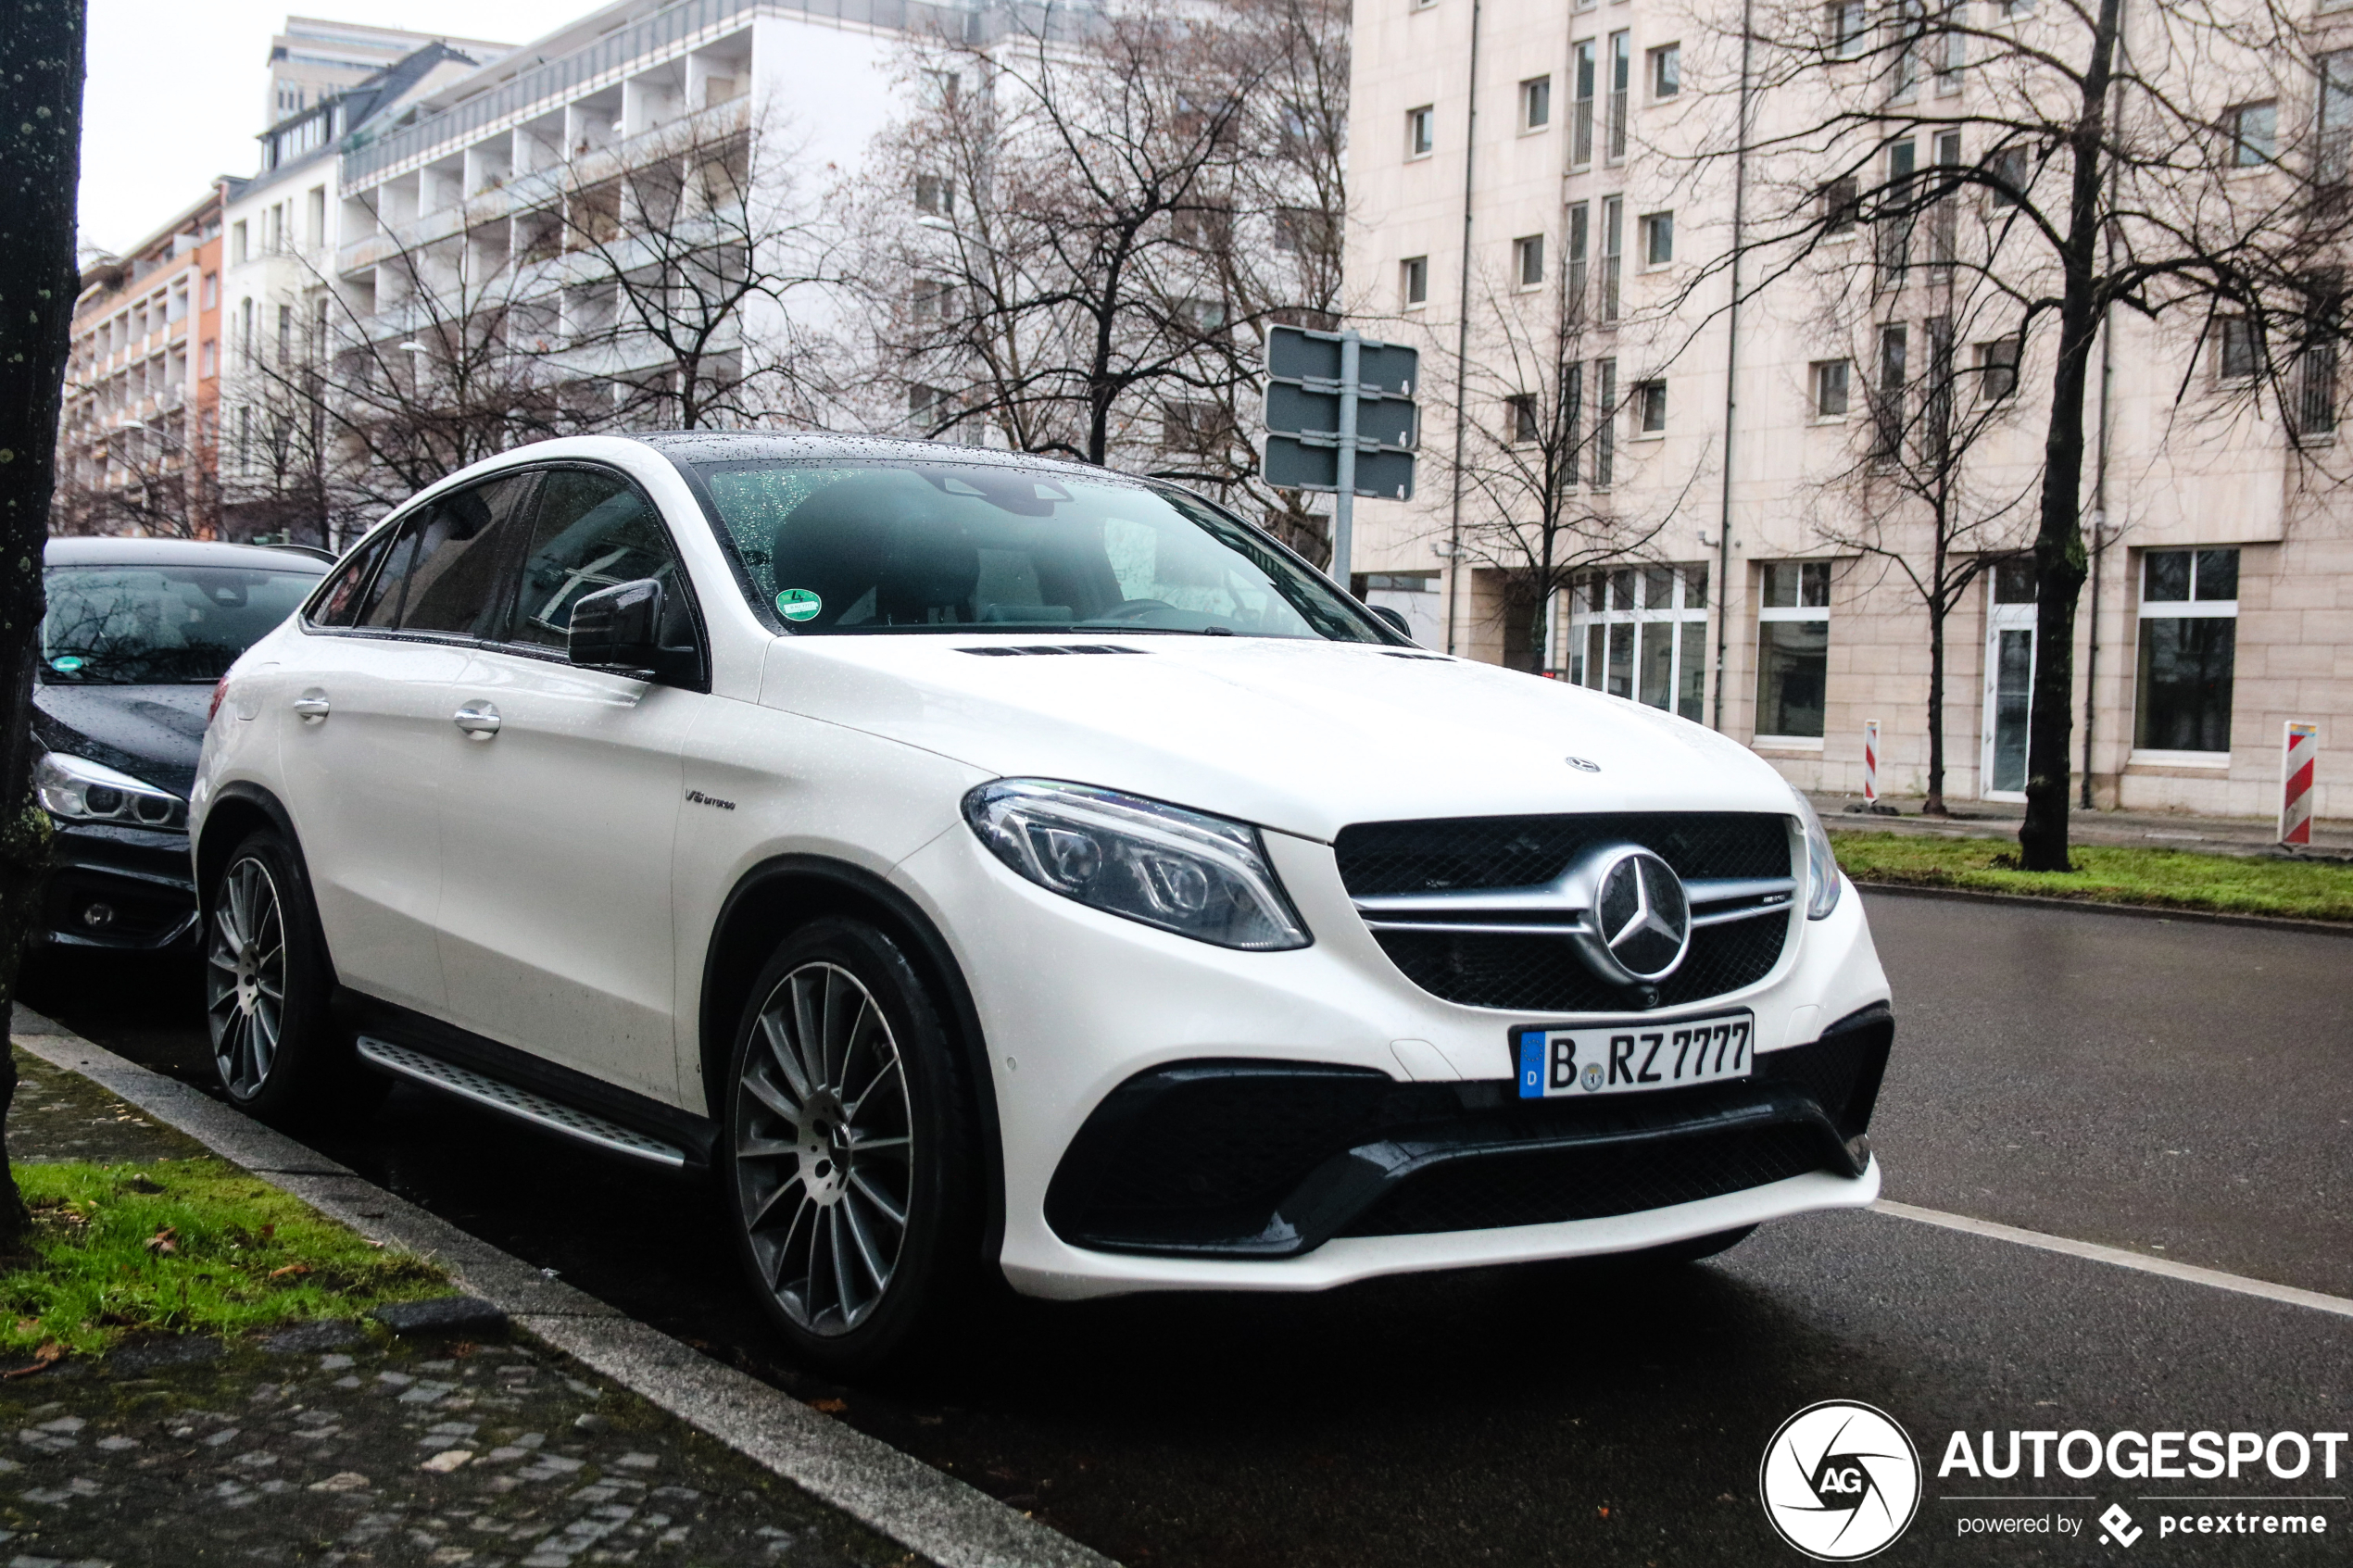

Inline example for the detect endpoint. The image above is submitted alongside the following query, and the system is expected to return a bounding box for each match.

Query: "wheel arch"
[194,782,337,985]
[698,855,1005,1268]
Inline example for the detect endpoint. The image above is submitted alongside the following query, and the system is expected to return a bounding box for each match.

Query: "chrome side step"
[356,1035,687,1169]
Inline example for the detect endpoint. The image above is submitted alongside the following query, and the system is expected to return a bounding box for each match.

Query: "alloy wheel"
[206,855,286,1099]
[734,961,914,1336]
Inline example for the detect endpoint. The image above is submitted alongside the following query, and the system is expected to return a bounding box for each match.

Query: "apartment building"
[220,35,508,545]
[266,18,512,127]
[1342,0,2350,822]
[59,188,233,538]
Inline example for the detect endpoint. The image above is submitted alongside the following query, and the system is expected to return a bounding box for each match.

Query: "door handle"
[453,701,501,738]
[292,690,330,722]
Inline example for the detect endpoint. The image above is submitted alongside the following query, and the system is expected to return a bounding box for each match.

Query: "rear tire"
[203,827,378,1122]
[722,917,980,1375]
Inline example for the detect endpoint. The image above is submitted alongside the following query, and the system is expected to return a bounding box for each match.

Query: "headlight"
[1790,783,1841,920]
[34,752,187,831]
[963,779,1311,950]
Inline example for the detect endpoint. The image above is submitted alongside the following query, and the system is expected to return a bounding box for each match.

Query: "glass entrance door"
[1981,562,2036,801]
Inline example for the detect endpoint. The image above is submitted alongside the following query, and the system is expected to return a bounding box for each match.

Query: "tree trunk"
[0,0,85,1245]
[1924,596,1947,816]
[2017,0,2122,872]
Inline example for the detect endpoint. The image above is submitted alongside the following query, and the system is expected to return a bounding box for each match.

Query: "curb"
[7,1008,1118,1568]
[1853,880,2353,938]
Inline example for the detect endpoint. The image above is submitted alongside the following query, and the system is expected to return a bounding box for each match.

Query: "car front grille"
[1334,812,1795,1011]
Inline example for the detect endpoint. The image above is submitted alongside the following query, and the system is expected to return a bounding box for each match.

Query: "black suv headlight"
[964,779,1311,950]
[34,751,187,831]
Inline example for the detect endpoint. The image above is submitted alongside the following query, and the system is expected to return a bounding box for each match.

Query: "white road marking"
[1874,1200,2353,1321]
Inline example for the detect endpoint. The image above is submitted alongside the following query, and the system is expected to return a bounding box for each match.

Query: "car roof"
[627,431,1114,480]
[43,536,331,574]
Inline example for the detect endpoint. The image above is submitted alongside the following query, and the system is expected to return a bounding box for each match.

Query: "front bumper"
[39,822,199,952]
[894,824,1894,1301]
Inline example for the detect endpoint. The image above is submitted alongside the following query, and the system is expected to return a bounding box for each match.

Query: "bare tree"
[1427,280,1681,672]
[1690,0,2353,866]
[847,0,1351,553]
[1801,217,2037,813]
[52,411,220,541]
[0,0,86,1244]
[545,107,839,432]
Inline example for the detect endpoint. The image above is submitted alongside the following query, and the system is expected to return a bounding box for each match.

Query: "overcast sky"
[78,0,593,257]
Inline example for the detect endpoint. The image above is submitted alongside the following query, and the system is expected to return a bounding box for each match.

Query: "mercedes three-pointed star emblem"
[1574,847,1693,985]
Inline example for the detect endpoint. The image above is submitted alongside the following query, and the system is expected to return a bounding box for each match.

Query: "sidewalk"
[1805,791,2353,859]
[0,1046,911,1568]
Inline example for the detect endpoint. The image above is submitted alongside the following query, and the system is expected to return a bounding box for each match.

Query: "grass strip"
[1830,831,2353,922]
[0,1158,449,1360]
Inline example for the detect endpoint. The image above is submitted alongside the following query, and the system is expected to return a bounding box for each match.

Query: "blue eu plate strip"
[1517,1030,1545,1098]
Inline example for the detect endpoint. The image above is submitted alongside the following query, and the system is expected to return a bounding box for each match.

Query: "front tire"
[203,828,371,1121]
[723,918,979,1374]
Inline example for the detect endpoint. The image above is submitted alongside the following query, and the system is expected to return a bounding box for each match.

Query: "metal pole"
[1711,0,1757,733]
[1334,331,1361,586]
[1442,0,1483,653]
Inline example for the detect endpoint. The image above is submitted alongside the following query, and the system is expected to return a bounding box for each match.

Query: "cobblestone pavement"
[0,1051,912,1568]
[0,1325,911,1568]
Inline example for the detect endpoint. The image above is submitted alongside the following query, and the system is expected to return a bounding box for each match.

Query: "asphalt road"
[19,890,2353,1565]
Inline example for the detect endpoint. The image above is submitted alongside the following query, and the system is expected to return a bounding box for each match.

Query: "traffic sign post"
[1263,324,1419,585]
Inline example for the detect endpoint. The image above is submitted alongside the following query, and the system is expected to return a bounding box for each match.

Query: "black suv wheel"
[722,917,980,1373]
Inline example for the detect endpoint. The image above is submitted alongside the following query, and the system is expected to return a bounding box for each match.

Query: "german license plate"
[1513,1011,1755,1098]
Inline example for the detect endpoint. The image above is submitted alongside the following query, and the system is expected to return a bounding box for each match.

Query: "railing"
[1572,94,1593,166]
[342,0,1093,186]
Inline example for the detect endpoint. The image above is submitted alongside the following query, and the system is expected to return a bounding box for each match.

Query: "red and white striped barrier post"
[1862,719,1881,807]
[2280,721,2319,847]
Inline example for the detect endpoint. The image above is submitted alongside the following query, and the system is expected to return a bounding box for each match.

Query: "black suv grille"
[1336,813,1793,1011]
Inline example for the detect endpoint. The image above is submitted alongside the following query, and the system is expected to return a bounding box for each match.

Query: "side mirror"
[1366,604,1413,640]
[568,579,664,671]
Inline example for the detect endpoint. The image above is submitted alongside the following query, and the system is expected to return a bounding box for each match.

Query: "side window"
[357,510,429,629]
[308,529,394,627]
[508,467,696,651]
[397,474,538,637]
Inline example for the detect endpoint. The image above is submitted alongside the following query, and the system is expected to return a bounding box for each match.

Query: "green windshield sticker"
[49,657,82,672]
[775,588,823,623]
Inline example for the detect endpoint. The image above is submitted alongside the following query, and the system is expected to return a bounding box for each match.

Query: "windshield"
[673,459,1386,641]
[41,565,320,684]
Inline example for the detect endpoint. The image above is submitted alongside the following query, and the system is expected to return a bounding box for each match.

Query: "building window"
[2226,101,2277,168]
[1641,210,1674,267]
[1634,379,1667,433]
[1572,41,1597,165]
[2134,548,2238,754]
[1827,0,1869,58]
[1407,106,1436,158]
[1649,44,1680,98]
[1879,139,1917,285]
[1521,75,1552,131]
[239,297,254,362]
[1601,195,1623,321]
[1756,561,1831,740]
[1606,31,1631,161]
[2319,51,2353,186]
[232,221,248,265]
[1566,203,1590,319]
[1507,393,1541,445]
[915,174,955,215]
[1986,144,2029,207]
[1566,564,1709,719]
[1873,322,1908,454]
[1515,233,1545,288]
[2215,316,2260,381]
[1402,255,1429,307]
[200,338,217,377]
[1812,358,1851,418]
[1975,335,2020,399]
[201,270,218,309]
[1820,175,1862,233]
[1593,358,1617,484]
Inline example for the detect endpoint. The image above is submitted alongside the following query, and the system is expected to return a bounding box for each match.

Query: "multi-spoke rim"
[734,961,914,1337]
[206,855,286,1100]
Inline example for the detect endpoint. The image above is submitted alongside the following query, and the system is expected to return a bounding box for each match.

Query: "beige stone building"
[1340,0,2351,825]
